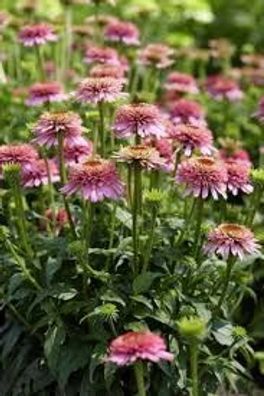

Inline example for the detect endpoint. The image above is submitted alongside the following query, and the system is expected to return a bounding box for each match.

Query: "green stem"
[190,342,199,396]
[35,46,45,81]
[132,164,141,272]
[98,101,105,157]
[83,201,94,264]
[42,152,56,233]
[216,256,235,313]
[142,206,158,273]
[134,361,146,396]
[176,199,196,246]
[246,187,262,227]
[193,199,204,258]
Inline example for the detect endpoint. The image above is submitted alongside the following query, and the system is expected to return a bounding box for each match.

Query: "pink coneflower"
[253,97,264,123]
[114,103,166,139]
[0,144,39,172]
[115,144,165,170]
[204,224,260,260]
[107,331,173,366]
[21,159,59,187]
[84,45,119,65]
[104,20,140,45]
[176,156,228,199]
[61,157,124,202]
[26,82,67,106]
[169,99,207,127]
[89,64,126,80]
[19,23,57,47]
[165,72,199,94]
[218,142,251,165]
[75,77,127,104]
[225,160,253,196]
[64,137,93,164]
[33,111,83,148]
[168,124,215,156]
[138,43,174,69]
[205,75,243,101]
[145,138,174,172]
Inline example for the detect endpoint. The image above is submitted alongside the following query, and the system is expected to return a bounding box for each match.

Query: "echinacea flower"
[169,99,206,127]
[104,20,140,45]
[0,143,39,173]
[21,159,59,187]
[225,160,253,196]
[205,75,243,101]
[164,72,199,94]
[204,224,260,260]
[33,111,84,148]
[107,331,173,365]
[61,157,124,202]
[26,82,67,106]
[75,77,127,104]
[145,138,174,171]
[113,103,166,139]
[19,23,57,47]
[218,137,251,165]
[115,144,165,170]
[176,156,228,199]
[84,45,119,65]
[90,64,126,80]
[168,124,215,156]
[138,43,174,69]
[253,97,264,123]
[64,137,93,164]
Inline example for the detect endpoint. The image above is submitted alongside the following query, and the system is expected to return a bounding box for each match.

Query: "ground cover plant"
[0,0,264,395]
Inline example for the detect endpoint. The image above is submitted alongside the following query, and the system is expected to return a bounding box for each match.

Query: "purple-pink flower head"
[64,137,93,165]
[107,331,173,366]
[0,144,39,173]
[33,111,84,148]
[115,144,165,170]
[205,75,243,101]
[165,72,199,94]
[19,23,57,47]
[21,159,59,188]
[176,156,228,200]
[90,64,126,80]
[114,103,166,139]
[225,159,253,196]
[75,77,127,104]
[204,224,260,260]
[169,124,215,156]
[26,82,68,106]
[138,43,174,69]
[84,45,119,65]
[61,157,124,202]
[104,20,140,46]
[253,97,264,123]
[169,99,206,127]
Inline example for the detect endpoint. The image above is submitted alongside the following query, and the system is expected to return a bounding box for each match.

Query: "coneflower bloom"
[33,111,83,148]
[253,97,264,123]
[164,72,199,94]
[204,224,260,260]
[19,23,57,47]
[168,124,215,156]
[0,144,39,173]
[145,138,174,171]
[21,159,59,187]
[114,103,166,139]
[64,137,93,164]
[225,160,253,196]
[84,45,119,65]
[75,77,127,104]
[61,157,124,202]
[176,156,228,199]
[104,20,140,45]
[26,82,67,106]
[169,99,207,127]
[218,138,251,165]
[205,75,243,101]
[138,43,174,69]
[107,331,173,366]
[115,144,165,170]
[90,64,126,80]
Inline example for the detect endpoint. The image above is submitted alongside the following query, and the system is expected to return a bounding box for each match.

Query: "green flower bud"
[232,326,247,339]
[251,169,264,189]
[144,189,165,205]
[177,316,207,341]
[255,352,264,374]
[3,163,21,187]
[69,241,84,257]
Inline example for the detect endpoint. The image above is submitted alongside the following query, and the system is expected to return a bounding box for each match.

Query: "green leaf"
[44,325,65,374]
[212,322,234,346]
[115,207,132,230]
[133,272,161,294]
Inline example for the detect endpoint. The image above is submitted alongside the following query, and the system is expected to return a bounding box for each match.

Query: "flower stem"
[98,101,105,157]
[193,198,204,258]
[246,186,262,227]
[134,361,146,396]
[35,46,45,81]
[190,342,199,396]
[216,256,235,313]
[132,163,141,271]
[142,206,158,273]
